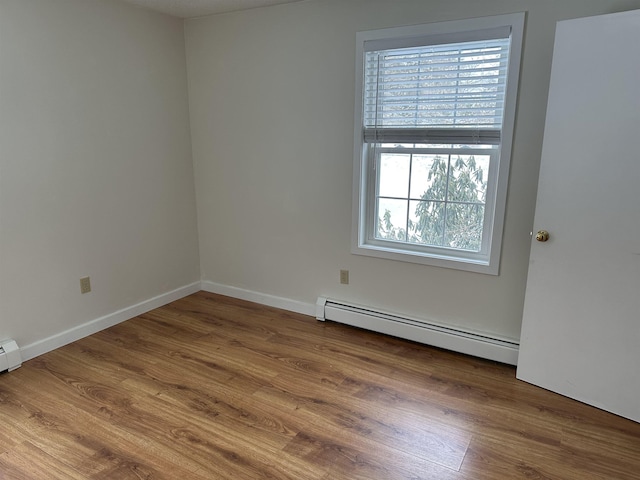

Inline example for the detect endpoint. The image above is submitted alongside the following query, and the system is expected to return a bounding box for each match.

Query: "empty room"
[1,0,640,478]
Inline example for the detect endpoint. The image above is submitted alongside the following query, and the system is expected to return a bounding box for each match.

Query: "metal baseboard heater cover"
[316,297,519,365]
[0,339,22,373]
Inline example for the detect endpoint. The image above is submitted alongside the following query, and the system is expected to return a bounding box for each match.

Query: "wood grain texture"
[1,291,639,479]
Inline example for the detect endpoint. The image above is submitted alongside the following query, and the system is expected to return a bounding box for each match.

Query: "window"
[352,14,524,274]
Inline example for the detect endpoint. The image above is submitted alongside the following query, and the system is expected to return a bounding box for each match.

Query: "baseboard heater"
[316,297,519,365]
[0,339,22,373]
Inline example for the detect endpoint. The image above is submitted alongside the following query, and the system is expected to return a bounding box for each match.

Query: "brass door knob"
[535,230,550,242]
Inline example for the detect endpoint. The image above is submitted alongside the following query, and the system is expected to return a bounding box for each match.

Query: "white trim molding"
[19,282,201,362]
[18,279,518,366]
[200,281,316,317]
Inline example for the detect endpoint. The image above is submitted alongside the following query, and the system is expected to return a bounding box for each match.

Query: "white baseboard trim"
[18,279,518,367]
[200,281,316,317]
[20,282,201,362]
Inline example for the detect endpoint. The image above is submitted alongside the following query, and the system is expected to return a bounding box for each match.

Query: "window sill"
[351,241,499,275]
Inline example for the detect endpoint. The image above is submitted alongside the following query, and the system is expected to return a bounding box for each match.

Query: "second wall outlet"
[340,270,349,285]
[80,276,91,294]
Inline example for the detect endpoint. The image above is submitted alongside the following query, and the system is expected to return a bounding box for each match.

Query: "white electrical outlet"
[340,270,349,285]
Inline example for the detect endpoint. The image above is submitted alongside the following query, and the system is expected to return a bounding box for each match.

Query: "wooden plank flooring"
[1,291,640,479]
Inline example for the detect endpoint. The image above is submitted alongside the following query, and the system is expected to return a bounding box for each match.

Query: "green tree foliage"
[378,208,407,242]
[378,154,486,251]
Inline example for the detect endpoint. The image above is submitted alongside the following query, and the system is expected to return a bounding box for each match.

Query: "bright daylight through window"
[352,14,524,274]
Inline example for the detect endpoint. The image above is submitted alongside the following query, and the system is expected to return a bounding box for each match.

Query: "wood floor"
[1,292,639,479]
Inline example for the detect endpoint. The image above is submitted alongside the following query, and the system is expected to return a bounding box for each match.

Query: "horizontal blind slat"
[362,127,501,144]
[364,36,511,132]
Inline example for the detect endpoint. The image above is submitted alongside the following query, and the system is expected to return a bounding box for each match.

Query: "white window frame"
[351,13,525,275]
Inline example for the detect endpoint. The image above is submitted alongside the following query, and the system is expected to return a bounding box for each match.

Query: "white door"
[517,9,640,423]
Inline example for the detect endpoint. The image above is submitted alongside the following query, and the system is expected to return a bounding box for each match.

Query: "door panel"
[517,9,640,423]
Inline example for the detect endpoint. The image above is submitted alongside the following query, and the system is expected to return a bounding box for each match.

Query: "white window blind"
[363,33,512,145]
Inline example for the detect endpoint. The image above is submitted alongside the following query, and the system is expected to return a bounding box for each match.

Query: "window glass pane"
[447,154,490,203]
[408,200,445,246]
[379,154,410,198]
[411,154,449,201]
[444,203,485,251]
[376,198,408,241]
[410,154,447,200]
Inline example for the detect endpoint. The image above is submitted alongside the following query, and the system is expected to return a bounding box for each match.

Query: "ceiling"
[116,0,306,18]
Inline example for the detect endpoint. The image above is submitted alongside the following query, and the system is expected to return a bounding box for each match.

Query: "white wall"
[0,0,200,351]
[185,0,640,341]
[2,0,638,359]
